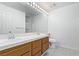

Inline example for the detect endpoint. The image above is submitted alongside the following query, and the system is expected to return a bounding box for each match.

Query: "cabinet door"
[42,37,49,53]
[42,43,49,53]
[32,47,41,56]
[32,39,41,49]
[0,42,31,56]
[22,51,31,56]
[42,37,49,44]
[34,51,41,56]
[32,39,42,56]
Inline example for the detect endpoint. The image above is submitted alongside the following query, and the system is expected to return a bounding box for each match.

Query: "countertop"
[0,33,49,51]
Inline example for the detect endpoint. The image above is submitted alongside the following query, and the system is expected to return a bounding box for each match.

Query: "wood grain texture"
[32,46,41,56]
[22,51,31,56]
[31,39,42,56]
[0,42,31,56]
[32,39,41,49]
[34,51,41,56]
[42,37,49,53]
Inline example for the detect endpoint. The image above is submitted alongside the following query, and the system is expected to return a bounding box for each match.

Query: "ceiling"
[36,2,76,13]
[0,2,77,16]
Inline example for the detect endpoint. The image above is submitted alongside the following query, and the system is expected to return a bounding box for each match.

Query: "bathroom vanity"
[0,33,49,56]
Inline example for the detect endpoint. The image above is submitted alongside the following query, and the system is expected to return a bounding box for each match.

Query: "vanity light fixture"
[26,2,48,15]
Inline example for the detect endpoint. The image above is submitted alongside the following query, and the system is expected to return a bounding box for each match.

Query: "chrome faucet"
[8,31,15,39]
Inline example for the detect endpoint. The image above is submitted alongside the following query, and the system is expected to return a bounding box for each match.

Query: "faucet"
[8,31,15,39]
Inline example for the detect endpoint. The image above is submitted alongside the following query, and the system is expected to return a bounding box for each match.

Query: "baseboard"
[60,44,79,51]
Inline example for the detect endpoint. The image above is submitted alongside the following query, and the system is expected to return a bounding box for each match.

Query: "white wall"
[0,3,25,34]
[48,3,79,50]
[32,13,48,33]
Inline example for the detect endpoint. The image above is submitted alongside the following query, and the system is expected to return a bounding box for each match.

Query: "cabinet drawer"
[0,42,31,56]
[32,47,41,56]
[22,51,31,56]
[32,39,41,49]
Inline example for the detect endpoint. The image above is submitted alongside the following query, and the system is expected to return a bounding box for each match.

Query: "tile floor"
[43,46,79,56]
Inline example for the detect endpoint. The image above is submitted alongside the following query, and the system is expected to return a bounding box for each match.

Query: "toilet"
[49,38,56,48]
[47,33,60,48]
[49,38,60,48]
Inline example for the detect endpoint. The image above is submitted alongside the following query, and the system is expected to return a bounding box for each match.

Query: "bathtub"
[0,33,49,51]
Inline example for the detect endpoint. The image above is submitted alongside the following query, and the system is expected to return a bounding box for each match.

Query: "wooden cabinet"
[31,39,42,56]
[32,39,41,49]
[22,51,31,56]
[31,37,49,56]
[42,37,49,53]
[34,51,41,56]
[32,47,41,56]
[0,42,31,56]
[0,37,49,56]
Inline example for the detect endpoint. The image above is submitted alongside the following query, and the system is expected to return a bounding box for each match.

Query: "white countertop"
[0,33,49,51]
